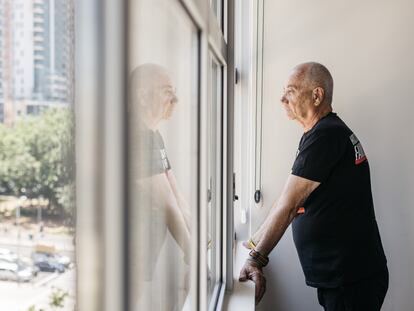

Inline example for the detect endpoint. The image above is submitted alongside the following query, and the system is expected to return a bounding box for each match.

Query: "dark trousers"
[317,267,389,311]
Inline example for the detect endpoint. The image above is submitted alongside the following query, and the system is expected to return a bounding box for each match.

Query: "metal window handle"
[254,190,261,203]
[233,173,238,202]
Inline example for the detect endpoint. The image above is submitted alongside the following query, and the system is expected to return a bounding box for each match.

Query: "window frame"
[206,52,224,311]
[232,0,265,233]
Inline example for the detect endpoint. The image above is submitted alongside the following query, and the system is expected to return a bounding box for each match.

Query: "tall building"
[0,2,4,123]
[49,0,74,104]
[0,0,12,123]
[0,0,74,124]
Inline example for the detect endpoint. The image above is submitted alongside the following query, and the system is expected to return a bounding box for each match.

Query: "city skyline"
[0,0,74,125]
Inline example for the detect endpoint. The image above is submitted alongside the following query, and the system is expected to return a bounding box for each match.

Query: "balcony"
[33,43,45,51]
[33,54,45,61]
[33,16,45,24]
[33,7,45,15]
[33,35,44,43]
[33,26,44,33]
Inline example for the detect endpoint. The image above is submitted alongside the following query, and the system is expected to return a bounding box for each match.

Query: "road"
[0,227,75,310]
[0,269,75,311]
[0,228,75,259]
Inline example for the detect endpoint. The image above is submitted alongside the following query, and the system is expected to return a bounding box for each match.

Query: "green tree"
[0,108,75,219]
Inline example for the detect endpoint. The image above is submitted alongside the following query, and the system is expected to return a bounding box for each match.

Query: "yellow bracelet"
[248,238,256,249]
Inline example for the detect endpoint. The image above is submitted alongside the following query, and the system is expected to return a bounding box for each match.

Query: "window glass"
[207,55,223,308]
[0,0,75,310]
[128,0,198,310]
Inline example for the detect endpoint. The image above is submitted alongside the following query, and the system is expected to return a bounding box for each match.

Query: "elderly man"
[239,62,388,311]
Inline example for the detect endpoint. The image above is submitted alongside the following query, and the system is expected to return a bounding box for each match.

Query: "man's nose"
[280,94,287,104]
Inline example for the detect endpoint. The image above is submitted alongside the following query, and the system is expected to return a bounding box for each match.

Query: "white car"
[0,261,33,282]
[0,248,18,262]
[55,254,72,267]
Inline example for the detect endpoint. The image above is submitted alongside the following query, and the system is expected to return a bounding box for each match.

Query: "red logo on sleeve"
[349,133,367,165]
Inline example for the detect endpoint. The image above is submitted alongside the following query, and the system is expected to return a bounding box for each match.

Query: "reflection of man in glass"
[129,63,191,310]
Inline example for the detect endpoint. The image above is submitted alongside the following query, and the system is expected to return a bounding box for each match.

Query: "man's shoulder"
[313,114,350,138]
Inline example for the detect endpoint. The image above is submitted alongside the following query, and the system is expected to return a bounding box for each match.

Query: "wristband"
[248,249,269,267]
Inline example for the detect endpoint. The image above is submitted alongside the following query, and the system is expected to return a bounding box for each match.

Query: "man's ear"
[136,88,150,107]
[313,87,324,106]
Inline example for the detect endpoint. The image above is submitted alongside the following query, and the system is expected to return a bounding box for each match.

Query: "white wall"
[255,0,414,310]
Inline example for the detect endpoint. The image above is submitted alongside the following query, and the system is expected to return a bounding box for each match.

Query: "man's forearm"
[251,201,278,245]
[166,199,191,259]
[254,200,298,256]
[250,175,320,257]
[166,170,191,232]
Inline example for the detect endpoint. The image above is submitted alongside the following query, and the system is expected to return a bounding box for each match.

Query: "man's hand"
[239,259,266,305]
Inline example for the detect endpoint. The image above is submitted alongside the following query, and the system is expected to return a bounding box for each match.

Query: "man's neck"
[302,106,332,132]
[142,114,160,130]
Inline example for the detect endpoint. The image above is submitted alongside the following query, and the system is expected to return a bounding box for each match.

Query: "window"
[128,0,199,309]
[75,0,234,310]
[126,0,230,309]
[0,1,76,309]
[207,54,224,309]
[234,0,265,233]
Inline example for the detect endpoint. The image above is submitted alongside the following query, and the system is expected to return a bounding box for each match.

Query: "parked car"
[0,248,18,262]
[54,254,72,268]
[0,261,33,282]
[0,252,39,278]
[33,244,72,268]
[32,252,71,268]
[32,253,65,273]
[19,257,40,277]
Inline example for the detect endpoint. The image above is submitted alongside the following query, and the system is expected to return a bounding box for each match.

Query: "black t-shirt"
[134,126,172,179]
[291,112,387,288]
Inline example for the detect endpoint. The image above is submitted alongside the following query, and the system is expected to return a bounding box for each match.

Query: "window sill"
[222,241,255,310]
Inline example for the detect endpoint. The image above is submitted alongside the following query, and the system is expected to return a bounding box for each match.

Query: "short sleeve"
[292,131,345,183]
[134,129,171,179]
[155,131,171,171]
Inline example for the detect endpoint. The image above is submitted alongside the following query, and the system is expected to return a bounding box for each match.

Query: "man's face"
[159,82,178,120]
[151,74,178,120]
[280,71,312,121]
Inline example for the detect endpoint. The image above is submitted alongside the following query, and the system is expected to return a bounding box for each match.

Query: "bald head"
[292,62,334,106]
[128,63,178,123]
[129,63,177,107]
[129,63,171,104]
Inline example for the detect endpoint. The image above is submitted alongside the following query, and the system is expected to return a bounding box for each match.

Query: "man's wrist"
[247,258,264,269]
[248,249,269,267]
